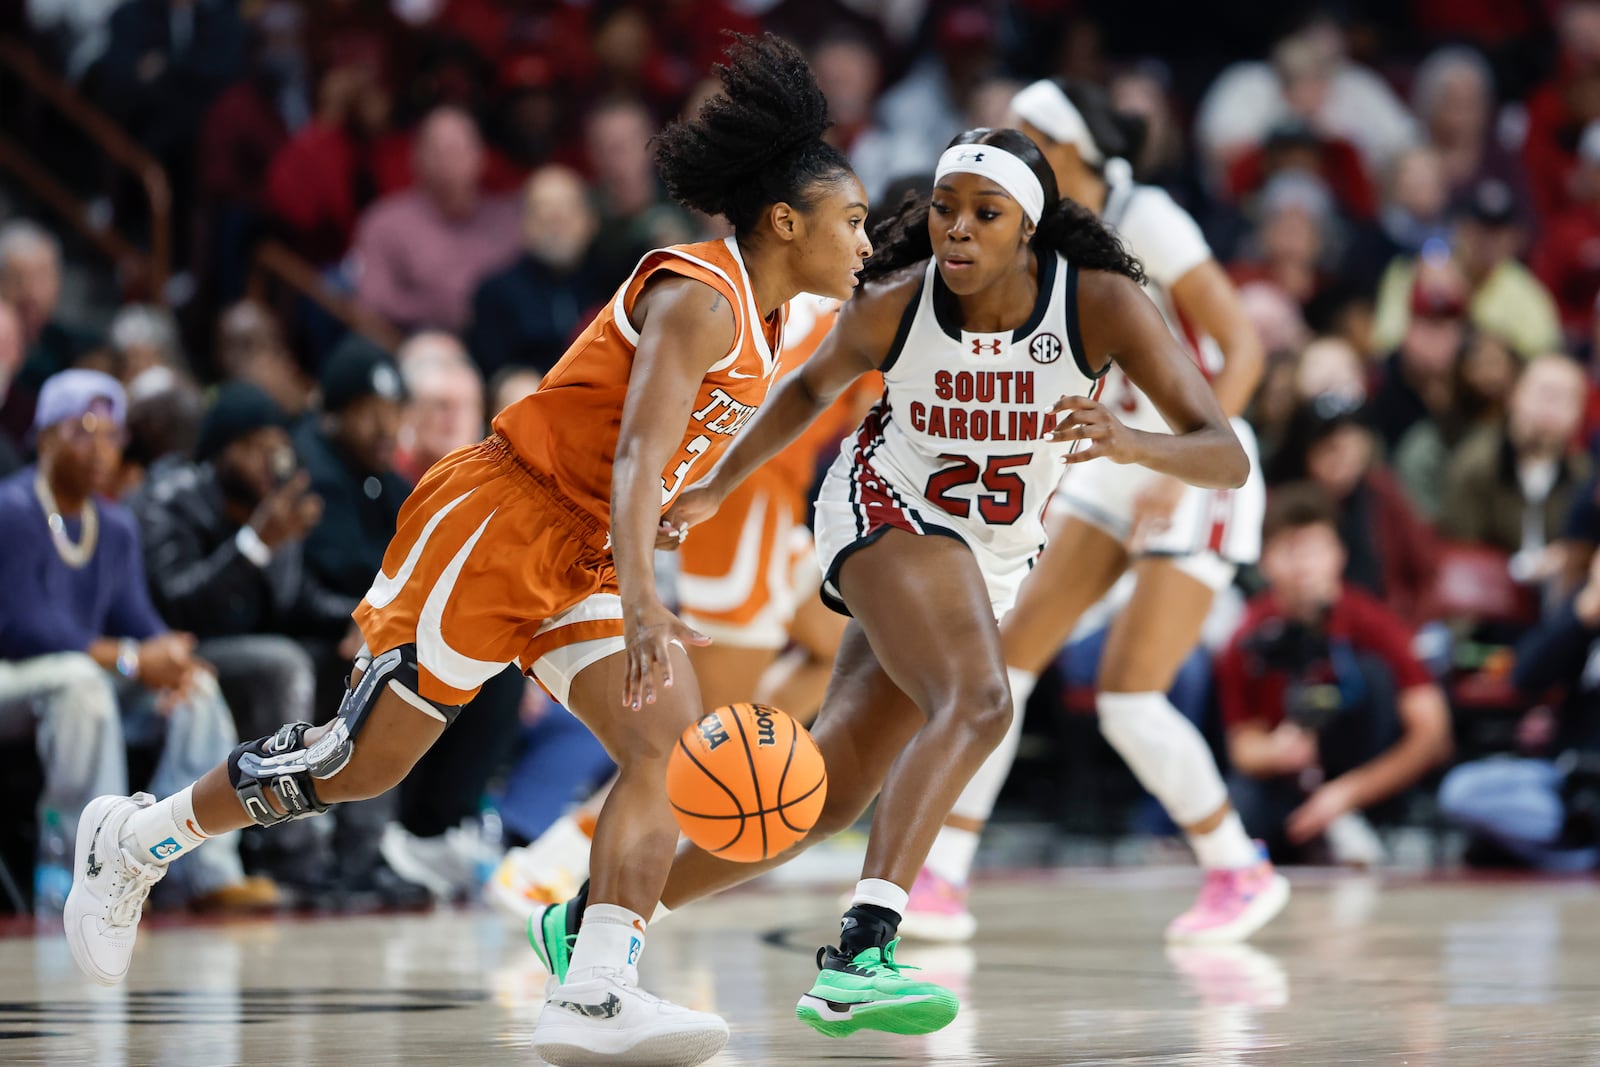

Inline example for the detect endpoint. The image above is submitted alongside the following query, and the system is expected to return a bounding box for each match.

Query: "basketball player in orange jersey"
[901,78,1285,946]
[62,33,870,1067]
[532,127,1248,1039]
[486,298,878,922]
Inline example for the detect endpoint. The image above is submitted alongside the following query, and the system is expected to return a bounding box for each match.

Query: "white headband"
[1010,79,1103,165]
[934,144,1046,224]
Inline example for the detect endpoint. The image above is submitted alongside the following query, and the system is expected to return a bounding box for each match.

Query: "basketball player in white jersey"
[901,77,1285,947]
[529,127,1248,1040]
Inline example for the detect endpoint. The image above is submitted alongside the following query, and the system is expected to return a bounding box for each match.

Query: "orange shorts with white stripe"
[351,434,627,708]
[676,465,817,650]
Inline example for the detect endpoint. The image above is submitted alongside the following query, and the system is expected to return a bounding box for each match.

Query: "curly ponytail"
[859,128,1143,285]
[653,33,852,237]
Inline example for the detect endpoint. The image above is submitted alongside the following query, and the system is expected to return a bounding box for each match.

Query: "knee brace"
[227,643,464,827]
[1097,691,1227,826]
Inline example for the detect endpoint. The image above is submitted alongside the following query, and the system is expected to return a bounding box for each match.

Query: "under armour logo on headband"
[957,150,985,163]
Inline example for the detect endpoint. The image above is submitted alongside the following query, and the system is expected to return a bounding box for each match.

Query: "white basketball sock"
[567,903,647,984]
[851,877,909,917]
[923,826,980,888]
[1096,691,1228,829]
[120,785,209,866]
[1188,811,1260,870]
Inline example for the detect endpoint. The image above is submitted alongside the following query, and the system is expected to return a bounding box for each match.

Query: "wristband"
[116,639,140,680]
[236,525,272,567]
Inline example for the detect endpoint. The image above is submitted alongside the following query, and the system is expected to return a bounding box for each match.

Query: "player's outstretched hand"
[659,480,723,549]
[623,598,711,710]
[1049,394,1143,466]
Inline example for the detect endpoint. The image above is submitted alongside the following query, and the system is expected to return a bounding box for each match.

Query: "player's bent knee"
[228,644,461,826]
[946,678,1013,751]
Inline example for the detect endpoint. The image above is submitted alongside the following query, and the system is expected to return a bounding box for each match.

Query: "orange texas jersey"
[492,236,786,524]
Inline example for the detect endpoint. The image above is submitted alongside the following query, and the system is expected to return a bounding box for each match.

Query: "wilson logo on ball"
[753,706,777,747]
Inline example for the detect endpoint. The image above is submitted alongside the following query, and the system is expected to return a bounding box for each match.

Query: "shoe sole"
[64,795,131,987]
[534,1027,728,1067]
[897,909,977,943]
[795,990,960,1037]
[1166,873,1292,945]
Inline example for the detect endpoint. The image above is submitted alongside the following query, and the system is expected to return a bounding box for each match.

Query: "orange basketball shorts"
[676,467,818,650]
[353,434,626,707]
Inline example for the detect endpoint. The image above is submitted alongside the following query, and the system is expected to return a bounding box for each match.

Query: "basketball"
[666,703,828,863]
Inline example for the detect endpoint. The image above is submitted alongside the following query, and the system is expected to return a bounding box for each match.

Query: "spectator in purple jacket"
[0,370,278,913]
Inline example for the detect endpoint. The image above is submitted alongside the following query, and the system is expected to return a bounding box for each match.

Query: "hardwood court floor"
[3,868,1599,1065]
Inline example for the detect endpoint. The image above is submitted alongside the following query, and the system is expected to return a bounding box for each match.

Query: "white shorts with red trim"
[1051,417,1264,590]
[813,449,1040,622]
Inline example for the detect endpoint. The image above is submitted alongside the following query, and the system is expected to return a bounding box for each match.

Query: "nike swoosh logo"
[551,993,622,1019]
[632,918,646,933]
[727,368,759,379]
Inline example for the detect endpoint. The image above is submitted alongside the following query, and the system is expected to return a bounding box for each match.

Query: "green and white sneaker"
[528,899,574,983]
[795,937,960,1038]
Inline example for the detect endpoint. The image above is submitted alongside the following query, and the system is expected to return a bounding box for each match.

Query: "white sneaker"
[532,969,728,1067]
[485,815,591,926]
[1325,812,1385,868]
[64,793,167,986]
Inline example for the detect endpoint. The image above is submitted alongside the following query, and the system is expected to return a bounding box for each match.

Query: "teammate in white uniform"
[532,127,1248,1040]
[903,78,1286,947]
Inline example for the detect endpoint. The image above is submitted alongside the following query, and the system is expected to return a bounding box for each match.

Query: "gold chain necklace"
[33,471,98,569]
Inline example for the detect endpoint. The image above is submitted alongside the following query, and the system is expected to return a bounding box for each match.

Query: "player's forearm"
[1128,423,1248,489]
[1332,718,1452,811]
[610,450,672,612]
[1207,323,1264,421]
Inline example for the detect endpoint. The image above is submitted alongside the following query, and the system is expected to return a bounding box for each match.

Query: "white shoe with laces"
[64,793,167,986]
[532,966,729,1067]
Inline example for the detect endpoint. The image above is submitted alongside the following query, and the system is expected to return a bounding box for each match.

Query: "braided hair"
[859,128,1145,285]
[653,33,853,237]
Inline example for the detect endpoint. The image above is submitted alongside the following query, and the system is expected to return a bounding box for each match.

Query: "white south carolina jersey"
[815,252,1105,618]
[1053,174,1266,578]
[1094,177,1217,431]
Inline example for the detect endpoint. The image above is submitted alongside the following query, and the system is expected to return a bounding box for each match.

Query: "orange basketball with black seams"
[666,703,828,863]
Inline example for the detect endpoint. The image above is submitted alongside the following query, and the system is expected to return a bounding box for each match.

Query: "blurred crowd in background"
[6,0,1600,915]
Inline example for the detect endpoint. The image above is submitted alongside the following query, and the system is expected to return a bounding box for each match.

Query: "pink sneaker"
[1165,856,1290,944]
[896,868,977,943]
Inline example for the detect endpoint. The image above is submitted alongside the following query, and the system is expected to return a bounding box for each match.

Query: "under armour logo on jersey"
[971,338,1004,356]
[1029,332,1063,364]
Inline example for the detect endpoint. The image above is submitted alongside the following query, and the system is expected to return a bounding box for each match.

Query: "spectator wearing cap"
[350,106,522,333]
[1373,179,1561,360]
[1533,121,1600,338]
[295,336,410,622]
[1369,259,1472,452]
[285,338,432,906]
[0,370,278,913]
[1440,355,1592,567]
[129,382,358,897]
[1268,392,1441,628]
[466,167,604,380]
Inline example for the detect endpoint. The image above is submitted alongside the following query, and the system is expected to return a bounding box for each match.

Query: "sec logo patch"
[1029,333,1062,364]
